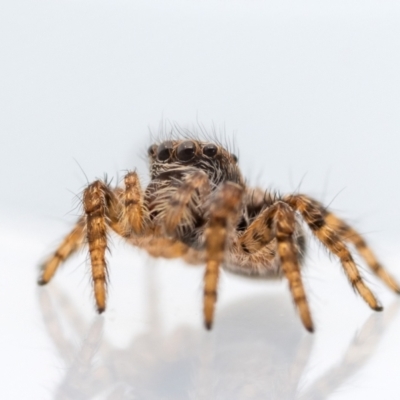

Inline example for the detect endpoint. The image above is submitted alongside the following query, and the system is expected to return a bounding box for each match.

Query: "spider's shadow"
[38,274,399,400]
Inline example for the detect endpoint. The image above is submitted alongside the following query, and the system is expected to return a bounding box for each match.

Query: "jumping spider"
[38,133,400,332]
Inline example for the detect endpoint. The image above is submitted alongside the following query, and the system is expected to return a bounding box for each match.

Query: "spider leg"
[324,212,400,294]
[239,202,313,331]
[123,171,147,235]
[204,182,244,330]
[163,170,211,235]
[286,195,382,311]
[84,174,149,312]
[38,218,85,285]
[39,171,148,313]
[275,203,314,331]
[83,181,118,313]
[285,194,400,293]
[239,205,277,254]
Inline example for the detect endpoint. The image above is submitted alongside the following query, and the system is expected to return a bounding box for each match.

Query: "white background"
[1,1,400,399]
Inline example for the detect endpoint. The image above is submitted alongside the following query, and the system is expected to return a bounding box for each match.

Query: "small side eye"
[232,154,238,163]
[203,143,218,158]
[177,141,196,161]
[157,141,173,161]
[148,144,157,157]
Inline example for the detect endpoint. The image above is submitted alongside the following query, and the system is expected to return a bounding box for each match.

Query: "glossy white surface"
[2,213,400,399]
[1,1,400,399]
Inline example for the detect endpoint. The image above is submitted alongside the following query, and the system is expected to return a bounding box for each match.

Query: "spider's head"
[147,140,244,186]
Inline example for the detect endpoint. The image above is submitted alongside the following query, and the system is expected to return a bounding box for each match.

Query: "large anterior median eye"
[177,141,196,161]
[203,143,218,157]
[157,141,173,161]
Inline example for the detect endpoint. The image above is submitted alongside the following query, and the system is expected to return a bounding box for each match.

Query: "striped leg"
[239,201,313,331]
[204,183,243,329]
[324,212,400,294]
[239,205,277,253]
[286,195,382,311]
[275,203,314,332]
[123,171,147,235]
[38,170,148,314]
[163,170,211,235]
[83,175,148,312]
[38,218,85,285]
[83,181,113,313]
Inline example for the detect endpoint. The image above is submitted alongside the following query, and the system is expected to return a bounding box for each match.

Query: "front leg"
[83,181,119,313]
[203,183,244,329]
[39,171,147,314]
[160,170,211,236]
[84,173,147,312]
[123,171,147,235]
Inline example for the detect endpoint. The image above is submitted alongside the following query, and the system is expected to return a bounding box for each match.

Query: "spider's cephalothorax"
[38,134,400,332]
[145,139,245,248]
[147,139,243,186]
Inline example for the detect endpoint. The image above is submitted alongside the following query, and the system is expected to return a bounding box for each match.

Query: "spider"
[38,133,400,332]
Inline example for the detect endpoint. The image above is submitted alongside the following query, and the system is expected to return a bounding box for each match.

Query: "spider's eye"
[157,141,173,161]
[177,141,196,161]
[232,154,238,163]
[148,144,157,157]
[203,143,218,158]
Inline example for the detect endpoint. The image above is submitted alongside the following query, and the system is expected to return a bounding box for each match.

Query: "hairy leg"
[239,202,313,331]
[286,195,382,311]
[123,171,147,235]
[239,204,277,254]
[204,182,243,329]
[163,170,211,235]
[275,203,314,331]
[83,175,149,312]
[286,194,399,294]
[39,170,148,313]
[83,181,115,313]
[324,212,400,293]
[38,218,85,285]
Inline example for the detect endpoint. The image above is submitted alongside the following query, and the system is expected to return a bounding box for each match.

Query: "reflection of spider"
[38,131,400,332]
[39,283,400,400]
